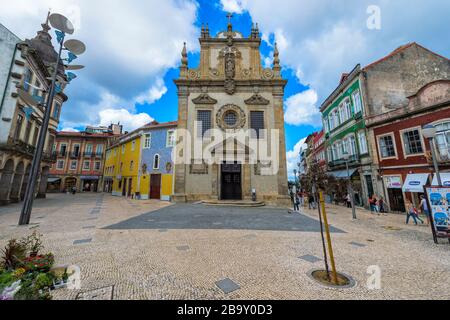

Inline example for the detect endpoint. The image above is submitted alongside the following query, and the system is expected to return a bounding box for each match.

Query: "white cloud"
[98,109,154,132]
[220,0,247,14]
[0,0,199,127]
[135,78,168,105]
[286,138,307,179]
[60,127,80,132]
[284,89,321,126]
[219,0,450,105]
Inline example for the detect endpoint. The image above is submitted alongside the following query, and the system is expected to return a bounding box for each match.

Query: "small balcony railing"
[70,151,81,159]
[328,154,360,168]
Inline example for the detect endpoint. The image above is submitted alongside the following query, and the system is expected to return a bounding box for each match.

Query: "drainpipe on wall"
[0,43,18,118]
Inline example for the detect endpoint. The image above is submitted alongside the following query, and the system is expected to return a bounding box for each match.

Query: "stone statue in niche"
[225,53,235,79]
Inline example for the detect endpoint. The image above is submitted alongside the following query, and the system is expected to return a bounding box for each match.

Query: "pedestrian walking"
[309,194,316,210]
[419,195,431,226]
[370,195,380,215]
[378,197,387,215]
[346,193,352,208]
[294,192,301,212]
[405,201,424,225]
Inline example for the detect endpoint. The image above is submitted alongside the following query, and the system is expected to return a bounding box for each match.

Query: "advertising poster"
[424,187,450,241]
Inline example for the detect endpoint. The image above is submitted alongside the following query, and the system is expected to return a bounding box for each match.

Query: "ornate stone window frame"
[216,104,246,131]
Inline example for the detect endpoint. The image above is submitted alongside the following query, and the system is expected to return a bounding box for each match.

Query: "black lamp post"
[18,13,86,226]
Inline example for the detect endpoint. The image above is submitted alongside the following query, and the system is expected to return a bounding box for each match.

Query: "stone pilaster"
[273,87,289,202]
[173,86,189,202]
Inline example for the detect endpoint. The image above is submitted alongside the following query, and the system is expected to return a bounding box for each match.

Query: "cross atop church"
[227,13,233,31]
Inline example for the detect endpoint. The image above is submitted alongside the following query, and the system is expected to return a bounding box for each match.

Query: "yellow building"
[103,121,177,201]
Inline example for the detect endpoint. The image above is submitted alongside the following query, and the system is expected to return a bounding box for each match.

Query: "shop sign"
[385,176,402,189]
[424,186,450,244]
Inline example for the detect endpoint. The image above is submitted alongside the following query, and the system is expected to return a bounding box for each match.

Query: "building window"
[324,117,330,133]
[57,160,64,170]
[352,90,363,114]
[32,79,41,97]
[23,68,32,92]
[95,162,101,171]
[153,154,160,170]
[32,126,40,146]
[358,131,368,154]
[166,130,176,147]
[379,135,396,158]
[144,134,151,149]
[14,114,24,140]
[130,161,134,171]
[96,144,104,156]
[60,144,67,156]
[83,161,90,170]
[197,110,212,138]
[402,129,424,155]
[85,144,93,156]
[73,144,80,157]
[131,141,136,151]
[250,111,265,139]
[436,122,450,161]
[52,102,61,120]
[24,120,32,144]
[122,145,125,154]
[70,161,77,170]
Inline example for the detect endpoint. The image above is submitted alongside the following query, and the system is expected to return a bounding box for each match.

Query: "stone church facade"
[173,19,290,206]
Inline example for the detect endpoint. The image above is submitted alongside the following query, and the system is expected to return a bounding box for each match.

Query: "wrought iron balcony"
[83,152,93,158]
[328,154,360,169]
[70,151,81,159]
[0,137,36,157]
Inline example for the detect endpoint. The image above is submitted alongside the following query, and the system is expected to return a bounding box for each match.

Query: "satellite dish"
[64,64,85,71]
[64,39,86,55]
[17,88,39,107]
[48,13,74,35]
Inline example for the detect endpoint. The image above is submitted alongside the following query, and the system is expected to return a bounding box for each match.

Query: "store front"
[402,173,430,208]
[81,176,100,192]
[47,177,62,193]
[384,176,405,213]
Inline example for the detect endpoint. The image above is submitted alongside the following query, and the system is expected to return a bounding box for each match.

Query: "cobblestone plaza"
[0,194,448,300]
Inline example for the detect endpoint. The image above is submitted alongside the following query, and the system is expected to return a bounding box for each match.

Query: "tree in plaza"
[300,159,329,193]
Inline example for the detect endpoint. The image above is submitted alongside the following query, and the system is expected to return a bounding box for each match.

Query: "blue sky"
[2,0,450,178]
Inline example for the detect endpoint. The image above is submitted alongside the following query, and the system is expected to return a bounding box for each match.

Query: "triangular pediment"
[192,93,218,105]
[245,93,270,105]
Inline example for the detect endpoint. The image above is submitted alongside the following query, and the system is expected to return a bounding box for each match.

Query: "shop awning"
[80,176,100,180]
[431,173,450,187]
[402,174,430,193]
[328,169,358,179]
[47,178,61,183]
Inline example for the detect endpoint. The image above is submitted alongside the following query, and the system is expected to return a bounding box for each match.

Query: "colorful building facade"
[367,80,450,212]
[48,124,122,193]
[321,68,371,206]
[104,121,177,201]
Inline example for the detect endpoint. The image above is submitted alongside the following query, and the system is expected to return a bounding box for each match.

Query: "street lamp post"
[18,13,85,226]
[343,153,357,220]
[423,124,442,186]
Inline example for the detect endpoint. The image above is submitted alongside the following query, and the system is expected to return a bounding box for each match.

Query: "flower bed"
[0,231,68,300]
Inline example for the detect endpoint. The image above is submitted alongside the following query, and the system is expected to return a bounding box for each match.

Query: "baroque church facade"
[173,18,290,206]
